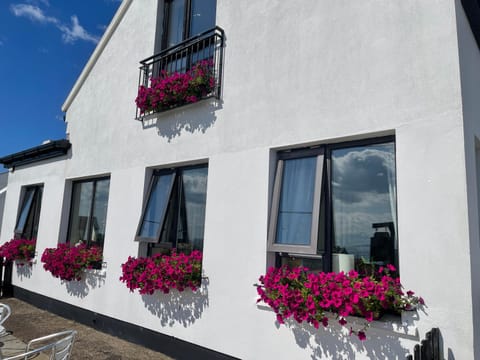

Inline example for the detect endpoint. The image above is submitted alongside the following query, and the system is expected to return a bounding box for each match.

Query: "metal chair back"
[0,304,11,325]
[2,330,77,360]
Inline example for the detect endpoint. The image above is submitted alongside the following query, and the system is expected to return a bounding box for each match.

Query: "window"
[67,177,110,249]
[268,137,397,273]
[162,0,217,49]
[136,165,208,256]
[15,185,43,239]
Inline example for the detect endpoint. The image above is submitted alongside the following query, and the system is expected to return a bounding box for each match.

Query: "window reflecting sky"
[332,143,396,259]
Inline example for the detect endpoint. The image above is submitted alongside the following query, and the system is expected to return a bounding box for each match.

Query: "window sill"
[137,95,217,122]
[256,300,419,340]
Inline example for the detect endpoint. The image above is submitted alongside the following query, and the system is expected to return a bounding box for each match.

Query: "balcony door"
[162,0,217,50]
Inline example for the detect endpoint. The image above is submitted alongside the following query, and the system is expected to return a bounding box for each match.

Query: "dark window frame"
[14,184,43,240]
[135,169,176,244]
[161,0,216,50]
[268,136,397,272]
[136,164,208,256]
[66,176,111,249]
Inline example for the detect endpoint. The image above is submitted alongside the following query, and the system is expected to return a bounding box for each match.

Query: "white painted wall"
[1,0,477,358]
[455,1,480,359]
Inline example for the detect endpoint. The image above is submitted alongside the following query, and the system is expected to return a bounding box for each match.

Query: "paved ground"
[0,332,49,359]
[0,297,174,359]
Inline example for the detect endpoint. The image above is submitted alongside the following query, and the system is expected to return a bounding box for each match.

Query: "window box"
[255,265,424,341]
[256,300,420,341]
[41,244,103,281]
[0,238,36,265]
[120,249,203,294]
[135,27,224,119]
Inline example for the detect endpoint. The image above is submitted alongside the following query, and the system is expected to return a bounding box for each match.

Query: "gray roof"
[0,172,8,237]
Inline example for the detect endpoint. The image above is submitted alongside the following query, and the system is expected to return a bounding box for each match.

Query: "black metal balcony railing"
[136,26,225,119]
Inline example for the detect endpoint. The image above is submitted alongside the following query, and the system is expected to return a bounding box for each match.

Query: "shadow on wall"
[281,319,411,359]
[64,270,107,298]
[141,99,221,142]
[141,277,209,327]
[16,263,33,279]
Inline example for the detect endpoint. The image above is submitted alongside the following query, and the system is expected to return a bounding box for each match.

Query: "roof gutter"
[0,139,71,170]
[61,0,133,112]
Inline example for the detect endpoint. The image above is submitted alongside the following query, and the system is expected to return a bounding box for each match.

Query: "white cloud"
[58,16,99,44]
[10,4,57,24]
[10,3,99,44]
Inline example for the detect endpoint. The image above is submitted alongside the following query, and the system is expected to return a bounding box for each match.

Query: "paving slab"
[0,332,49,359]
[0,298,174,360]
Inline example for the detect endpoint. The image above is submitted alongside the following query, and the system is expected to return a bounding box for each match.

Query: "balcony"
[135,26,224,120]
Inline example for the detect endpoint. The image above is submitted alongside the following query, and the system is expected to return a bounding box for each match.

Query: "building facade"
[1,0,480,358]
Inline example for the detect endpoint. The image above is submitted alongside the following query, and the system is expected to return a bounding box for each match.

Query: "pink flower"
[120,250,202,294]
[41,244,102,281]
[321,317,329,327]
[358,331,366,341]
[136,61,215,114]
[365,311,374,322]
[0,238,36,264]
[255,264,424,339]
[387,264,396,272]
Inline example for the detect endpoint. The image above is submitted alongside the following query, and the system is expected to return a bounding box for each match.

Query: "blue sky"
[0,0,121,160]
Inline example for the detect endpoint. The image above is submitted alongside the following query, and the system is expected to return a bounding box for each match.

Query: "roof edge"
[0,139,71,170]
[62,0,133,112]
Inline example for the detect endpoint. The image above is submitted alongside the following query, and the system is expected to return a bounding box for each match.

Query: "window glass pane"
[15,188,35,234]
[90,179,110,248]
[166,0,186,48]
[189,0,216,37]
[177,167,208,251]
[68,182,94,246]
[23,187,43,240]
[276,157,316,246]
[332,142,397,269]
[139,173,174,239]
[280,256,323,272]
[159,177,178,245]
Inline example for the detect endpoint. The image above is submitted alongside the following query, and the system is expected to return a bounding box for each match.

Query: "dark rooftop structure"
[0,139,71,170]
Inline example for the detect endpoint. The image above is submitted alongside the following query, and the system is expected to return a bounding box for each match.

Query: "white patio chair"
[0,304,11,337]
[2,329,77,360]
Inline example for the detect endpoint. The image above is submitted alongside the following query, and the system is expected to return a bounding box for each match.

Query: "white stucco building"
[1,0,480,358]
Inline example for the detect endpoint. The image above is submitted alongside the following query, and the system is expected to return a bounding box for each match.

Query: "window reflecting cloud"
[332,143,397,261]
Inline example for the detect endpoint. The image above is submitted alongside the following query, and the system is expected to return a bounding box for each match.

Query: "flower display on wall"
[0,238,36,265]
[41,243,103,281]
[256,265,424,340]
[120,250,203,295]
[135,60,215,115]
